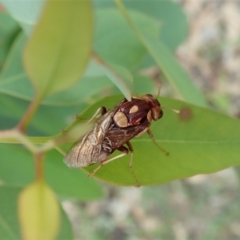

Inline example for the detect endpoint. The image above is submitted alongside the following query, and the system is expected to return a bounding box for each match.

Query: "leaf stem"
[17,94,42,132]
[0,129,38,153]
[35,152,44,181]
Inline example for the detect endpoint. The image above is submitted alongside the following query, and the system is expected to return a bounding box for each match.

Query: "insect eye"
[159,109,163,118]
[151,107,163,120]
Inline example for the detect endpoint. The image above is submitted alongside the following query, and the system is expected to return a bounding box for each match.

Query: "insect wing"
[104,119,150,150]
[64,101,124,168]
[64,130,96,167]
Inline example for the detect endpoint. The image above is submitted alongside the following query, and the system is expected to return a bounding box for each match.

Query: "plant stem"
[0,129,38,152]
[35,152,44,181]
[17,94,42,132]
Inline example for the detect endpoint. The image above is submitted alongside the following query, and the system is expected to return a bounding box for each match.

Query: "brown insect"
[64,94,167,186]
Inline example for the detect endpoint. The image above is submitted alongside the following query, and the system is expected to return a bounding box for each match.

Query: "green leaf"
[45,76,113,106]
[18,180,60,240]
[0,0,44,34]
[0,12,20,67]
[70,95,240,186]
[0,11,156,105]
[0,94,28,129]
[128,0,188,51]
[0,185,73,240]
[0,145,103,200]
[0,145,35,184]
[0,186,21,240]
[0,93,82,135]
[115,1,207,107]
[0,33,35,101]
[94,8,160,69]
[24,0,93,98]
[94,0,188,51]
[0,33,113,106]
[143,37,207,106]
[45,150,103,200]
[132,74,155,94]
[86,60,133,101]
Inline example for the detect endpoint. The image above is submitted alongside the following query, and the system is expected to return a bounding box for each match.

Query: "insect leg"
[123,142,140,187]
[89,144,140,186]
[147,129,169,155]
[87,107,107,124]
[126,141,134,167]
[88,152,127,177]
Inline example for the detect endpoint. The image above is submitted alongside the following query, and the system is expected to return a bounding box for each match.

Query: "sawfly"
[64,94,168,186]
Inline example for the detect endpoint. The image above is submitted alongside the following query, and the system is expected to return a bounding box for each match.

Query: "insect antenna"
[163,106,180,114]
[155,82,179,114]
